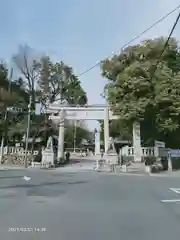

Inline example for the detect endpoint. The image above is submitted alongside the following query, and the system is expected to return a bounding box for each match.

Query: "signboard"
[158,148,169,157]
[169,149,180,157]
[155,140,165,148]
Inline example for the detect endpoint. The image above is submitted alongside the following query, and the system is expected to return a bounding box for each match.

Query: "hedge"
[171,157,180,170]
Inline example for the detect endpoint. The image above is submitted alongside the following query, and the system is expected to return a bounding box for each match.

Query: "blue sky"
[0,0,180,129]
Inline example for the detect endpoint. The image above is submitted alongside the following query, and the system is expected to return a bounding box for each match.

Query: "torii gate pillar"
[94,128,101,155]
[48,104,113,157]
[104,107,110,153]
[58,110,65,161]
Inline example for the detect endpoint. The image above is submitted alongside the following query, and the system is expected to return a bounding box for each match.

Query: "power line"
[78,4,180,77]
[150,11,180,76]
[144,11,180,130]
[147,10,180,98]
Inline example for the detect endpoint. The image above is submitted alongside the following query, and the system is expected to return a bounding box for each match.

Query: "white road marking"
[161,199,180,203]
[169,188,180,194]
[23,176,31,181]
[161,188,180,203]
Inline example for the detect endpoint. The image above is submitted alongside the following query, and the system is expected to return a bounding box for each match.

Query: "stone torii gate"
[47,104,119,160]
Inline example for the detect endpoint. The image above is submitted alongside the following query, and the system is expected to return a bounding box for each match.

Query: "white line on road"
[161,199,180,203]
[160,188,180,203]
[169,188,180,194]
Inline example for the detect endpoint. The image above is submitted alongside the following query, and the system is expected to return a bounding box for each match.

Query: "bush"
[34,149,42,162]
[161,157,168,171]
[121,156,133,165]
[171,157,180,170]
[144,156,156,166]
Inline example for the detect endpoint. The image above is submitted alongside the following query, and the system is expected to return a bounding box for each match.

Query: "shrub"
[144,156,156,166]
[171,157,180,170]
[121,156,133,165]
[161,157,168,171]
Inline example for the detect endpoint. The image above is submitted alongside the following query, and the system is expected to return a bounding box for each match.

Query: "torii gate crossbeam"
[47,104,119,160]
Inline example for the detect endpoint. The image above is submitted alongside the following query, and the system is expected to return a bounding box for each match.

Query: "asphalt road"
[0,168,180,240]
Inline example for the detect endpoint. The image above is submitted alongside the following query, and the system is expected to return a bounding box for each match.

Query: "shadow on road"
[0,180,88,189]
[52,172,77,176]
[0,176,24,179]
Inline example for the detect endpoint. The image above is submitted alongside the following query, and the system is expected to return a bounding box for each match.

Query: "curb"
[0,165,25,170]
[149,173,180,178]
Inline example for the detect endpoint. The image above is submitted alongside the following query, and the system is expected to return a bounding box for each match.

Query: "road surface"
[0,167,180,239]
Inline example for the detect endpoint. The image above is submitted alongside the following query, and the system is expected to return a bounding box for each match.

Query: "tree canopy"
[0,63,28,111]
[37,56,87,108]
[101,37,180,148]
[0,45,91,148]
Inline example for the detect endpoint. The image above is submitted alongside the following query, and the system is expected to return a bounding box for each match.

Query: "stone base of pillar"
[42,149,55,166]
[145,165,151,173]
[168,158,172,172]
[122,165,127,172]
[93,154,108,171]
[104,153,118,165]
[95,153,101,156]
[133,153,142,162]
[57,157,65,165]
[94,154,102,171]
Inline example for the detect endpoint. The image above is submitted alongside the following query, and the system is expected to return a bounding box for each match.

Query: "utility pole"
[0,68,13,163]
[73,121,77,153]
[24,95,32,168]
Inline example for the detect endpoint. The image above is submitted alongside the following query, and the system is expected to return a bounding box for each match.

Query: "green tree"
[0,64,27,111]
[0,63,29,144]
[31,55,88,148]
[65,123,91,149]
[100,120,132,142]
[1,46,90,149]
[101,37,180,148]
[37,56,87,107]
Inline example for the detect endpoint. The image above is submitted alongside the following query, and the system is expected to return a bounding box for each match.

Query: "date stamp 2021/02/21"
[8,228,46,233]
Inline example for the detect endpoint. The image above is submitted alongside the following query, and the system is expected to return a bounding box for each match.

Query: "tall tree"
[31,55,88,148]
[101,37,180,148]
[37,56,87,108]
[65,124,91,148]
[12,45,41,107]
[0,63,29,143]
[99,120,132,142]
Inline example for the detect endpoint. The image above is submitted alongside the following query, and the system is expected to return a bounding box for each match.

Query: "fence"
[121,146,155,157]
[1,146,38,166]
[2,146,38,156]
[0,146,162,165]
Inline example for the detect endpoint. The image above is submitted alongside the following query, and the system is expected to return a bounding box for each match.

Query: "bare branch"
[12,45,40,102]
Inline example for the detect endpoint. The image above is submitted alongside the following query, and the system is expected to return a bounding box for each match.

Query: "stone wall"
[2,154,35,165]
[1,147,38,165]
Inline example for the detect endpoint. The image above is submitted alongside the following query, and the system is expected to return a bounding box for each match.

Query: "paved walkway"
[1,162,180,178]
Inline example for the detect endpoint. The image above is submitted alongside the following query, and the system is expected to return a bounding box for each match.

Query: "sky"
[0,0,180,130]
